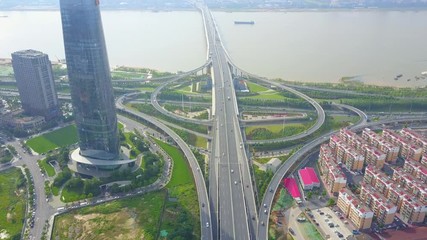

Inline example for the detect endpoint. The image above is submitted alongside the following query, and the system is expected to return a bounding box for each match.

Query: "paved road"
[198,3,258,239]
[3,140,56,240]
[257,116,427,240]
[117,95,213,240]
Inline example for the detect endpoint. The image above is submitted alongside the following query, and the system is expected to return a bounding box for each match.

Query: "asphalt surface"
[3,140,55,240]
[199,3,258,239]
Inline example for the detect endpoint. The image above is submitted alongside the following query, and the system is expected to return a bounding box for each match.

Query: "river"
[1,10,427,87]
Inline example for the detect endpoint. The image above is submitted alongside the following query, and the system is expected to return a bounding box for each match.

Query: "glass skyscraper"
[60,0,119,161]
[11,49,60,120]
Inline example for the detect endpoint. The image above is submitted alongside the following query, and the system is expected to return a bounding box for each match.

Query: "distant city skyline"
[11,49,60,120]
[60,0,120,162]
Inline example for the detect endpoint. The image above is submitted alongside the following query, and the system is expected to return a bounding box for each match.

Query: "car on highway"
[231,169,234,173]
[234,181,237,185]
[263,203,267,208]
[206,222,209,228]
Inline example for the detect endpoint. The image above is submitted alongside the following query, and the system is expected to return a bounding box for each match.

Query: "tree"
[327,198,336,207]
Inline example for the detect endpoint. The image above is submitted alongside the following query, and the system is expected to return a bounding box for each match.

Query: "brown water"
[1,10,427,87]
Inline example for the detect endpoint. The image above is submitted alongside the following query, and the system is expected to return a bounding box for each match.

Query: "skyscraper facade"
[11,49,60,120]
[60,0,119,161]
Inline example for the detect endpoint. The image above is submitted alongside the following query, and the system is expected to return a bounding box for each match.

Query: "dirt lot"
[53,210,143,240]
[369,226,427,240]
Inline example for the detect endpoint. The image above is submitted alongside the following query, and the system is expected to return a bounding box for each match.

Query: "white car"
[234,181,237,185]
[231,169,234,173]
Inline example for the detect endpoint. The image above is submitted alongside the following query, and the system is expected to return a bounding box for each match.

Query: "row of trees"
[238,97,313,110]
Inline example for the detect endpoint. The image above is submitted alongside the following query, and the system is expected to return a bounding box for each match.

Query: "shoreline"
[1,58,424,89]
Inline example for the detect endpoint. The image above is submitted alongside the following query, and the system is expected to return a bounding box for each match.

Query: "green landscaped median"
[246,81,269,93]
[26,125,78,154]
[38,158,56,177]
[154,139,201,239]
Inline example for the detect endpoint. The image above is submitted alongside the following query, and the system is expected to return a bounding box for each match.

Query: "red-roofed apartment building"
[363,145,386,169]
[319,144,347,194]
[298,167,320,190]
[421,155,427,167]
[360,183,397,225]
[401,128,427,156]
[371,136,400,163]
[337,188,374,230]
[403,158,427,184]
[399,194,427,224]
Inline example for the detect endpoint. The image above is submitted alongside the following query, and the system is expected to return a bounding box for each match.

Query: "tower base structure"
[68,148,139,177]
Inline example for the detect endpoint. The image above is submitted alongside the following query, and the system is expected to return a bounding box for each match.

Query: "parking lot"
[307,207,354,240]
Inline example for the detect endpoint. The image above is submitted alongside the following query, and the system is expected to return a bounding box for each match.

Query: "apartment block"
[362,128,379,145]
[329,135,343,155]
[385,183,407,208]
[421,155,427,167]
[372,137,399,163]
[337,189,373,230]
[399,194,427,224]
[363,165,381,186]
[319,145,347,194]
[400,128,427,155]
[382,129,408,150]
[363,165,392,194]
[360,183,397,226]
[393,168,417,190]
[339,128,366,151]
[364,145,386,169]
[400,143,423,162]
[411,182,427,205]
[403,158,427,183]
[339,128,356,145]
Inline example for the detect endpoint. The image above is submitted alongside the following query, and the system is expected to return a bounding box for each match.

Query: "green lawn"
[52,190,166,240]
[111,70,146,79]
[272,188,294,211]
[0,168,26,240]
[138,87,156,92]
[246,81,269,93]
[155,140,193,188]
[26,125,78,154]
[246,123,311,140]
[331,115,360,125]
[195,136,207,149]
[298,219,323,240]
[154,139,200,239]
[38,158,56,177]
[0,65,13,76]
[61,184,85,203]
[245,91,286,101]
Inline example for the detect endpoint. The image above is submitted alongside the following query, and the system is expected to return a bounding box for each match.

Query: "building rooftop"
[298,167,320,185]
[12,49,45,58]
[283,178,301,199]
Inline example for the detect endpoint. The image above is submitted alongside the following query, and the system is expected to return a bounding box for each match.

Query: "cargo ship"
[234,21,255,25]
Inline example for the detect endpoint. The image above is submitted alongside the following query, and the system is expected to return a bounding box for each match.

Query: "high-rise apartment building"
[11,49,60,120]
[60,0,127,169]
